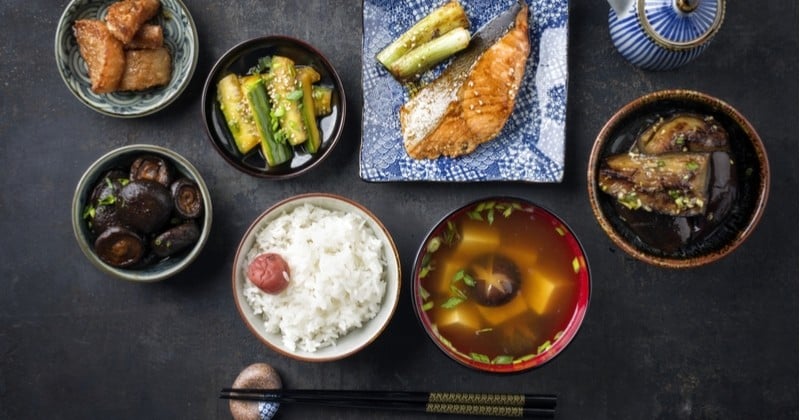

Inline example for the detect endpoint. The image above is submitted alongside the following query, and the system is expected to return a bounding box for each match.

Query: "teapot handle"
[638,0,726,51]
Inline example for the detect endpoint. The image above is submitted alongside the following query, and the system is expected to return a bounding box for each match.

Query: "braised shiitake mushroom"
[87,170,127,236]
[151,221,201,257]
[115,180,173,234]
[170,177,203,219]
[130,155,174,187]
[94,226,146,268]
[82,155,205,269]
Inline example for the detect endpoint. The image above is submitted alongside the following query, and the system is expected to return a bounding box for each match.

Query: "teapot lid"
[638,0,726,51]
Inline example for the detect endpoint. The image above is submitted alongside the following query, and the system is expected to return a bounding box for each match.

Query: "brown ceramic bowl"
[588,90,769,268]
[201,36,346,179]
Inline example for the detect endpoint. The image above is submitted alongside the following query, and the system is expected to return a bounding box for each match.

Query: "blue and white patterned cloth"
[360,0,568,182]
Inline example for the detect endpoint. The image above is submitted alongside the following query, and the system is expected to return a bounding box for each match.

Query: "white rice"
[243,203,387,353]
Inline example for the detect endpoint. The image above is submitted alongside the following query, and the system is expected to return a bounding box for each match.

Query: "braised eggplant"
[115,179,173,234]
[151,221,200,257]
[597,111,740,253]
[94,226,146,268]
[170,178,203,219]
[636,114,729,155]
[599,152,710,217]
[130,155,174,187]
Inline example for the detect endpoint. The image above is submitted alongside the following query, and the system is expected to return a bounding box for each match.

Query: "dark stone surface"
[1,1,797,419]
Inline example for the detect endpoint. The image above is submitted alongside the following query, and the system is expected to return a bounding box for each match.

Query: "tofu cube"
[477,294,529,326]
[522,271,573,315]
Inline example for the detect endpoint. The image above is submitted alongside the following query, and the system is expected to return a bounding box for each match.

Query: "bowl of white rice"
[232,193,401,361]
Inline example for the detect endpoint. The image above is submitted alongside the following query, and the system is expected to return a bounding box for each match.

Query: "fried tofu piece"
[125,24,163,49]
[73,19,126,94]
[105,0,161,44]
[118,47,172,91]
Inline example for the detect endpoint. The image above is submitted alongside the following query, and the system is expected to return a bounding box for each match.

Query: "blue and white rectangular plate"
[360,0,568,182]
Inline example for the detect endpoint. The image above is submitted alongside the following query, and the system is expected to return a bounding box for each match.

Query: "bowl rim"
[410,195,591,374]
[587,89,771,269]
[54,0,199,118]
[71,144,212,282]
[201,35,347,179]
[231,192,401,362]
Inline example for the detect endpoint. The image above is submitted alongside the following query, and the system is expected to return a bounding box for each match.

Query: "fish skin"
[401,3,530,160]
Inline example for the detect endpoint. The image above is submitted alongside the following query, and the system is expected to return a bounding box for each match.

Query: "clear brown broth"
[418,203,583,363]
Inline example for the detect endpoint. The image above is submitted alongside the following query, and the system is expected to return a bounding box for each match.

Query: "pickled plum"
[247,253,291,294]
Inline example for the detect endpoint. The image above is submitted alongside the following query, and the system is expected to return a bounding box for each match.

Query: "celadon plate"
[55,0,198,118]
[360,0,568,182]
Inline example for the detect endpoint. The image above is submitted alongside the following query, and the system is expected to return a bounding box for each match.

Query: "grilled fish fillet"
[401,4,530,159]
[118,47,172,91]
[73,19,126,94]
[105,0,161,44]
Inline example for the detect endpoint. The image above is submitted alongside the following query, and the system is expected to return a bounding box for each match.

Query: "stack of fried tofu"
[73,0,172,94]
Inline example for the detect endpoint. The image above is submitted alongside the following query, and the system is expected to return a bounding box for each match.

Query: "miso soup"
[414,199,590,370]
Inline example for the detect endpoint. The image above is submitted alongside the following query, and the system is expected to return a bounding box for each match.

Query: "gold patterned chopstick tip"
[425,402,526,417]
[428,392,526,406]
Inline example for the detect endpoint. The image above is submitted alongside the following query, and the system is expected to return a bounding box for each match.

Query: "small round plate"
[55,0,199,118]
[201,36,346,179]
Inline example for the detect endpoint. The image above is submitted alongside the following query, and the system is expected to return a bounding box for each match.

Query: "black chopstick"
[220,389,557,418]
[221,388,556,408]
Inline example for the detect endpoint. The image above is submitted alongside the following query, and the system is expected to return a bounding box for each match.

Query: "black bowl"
[202,36,346,179]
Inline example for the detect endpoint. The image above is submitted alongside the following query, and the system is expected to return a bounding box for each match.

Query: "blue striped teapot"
[608,0,726,71]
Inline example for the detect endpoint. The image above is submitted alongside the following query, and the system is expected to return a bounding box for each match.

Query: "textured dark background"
[1,1,797,419]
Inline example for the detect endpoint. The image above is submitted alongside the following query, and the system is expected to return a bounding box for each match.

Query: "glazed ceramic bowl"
[588,89,769,268]
[411,197,591,373]
[55,0,198,117]
[72,144,212,282]
[202,36,346,179]
[232,193,400,362]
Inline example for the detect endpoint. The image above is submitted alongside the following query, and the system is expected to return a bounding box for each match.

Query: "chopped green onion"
[470,353,491,363]
[419,286,430,300]
[441,297,464,309]
[537,340,552,354]
[492,355,514,365]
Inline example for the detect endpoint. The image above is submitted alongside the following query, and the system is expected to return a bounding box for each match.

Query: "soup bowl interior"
[587,89,770,268]
[411,197,590,373]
